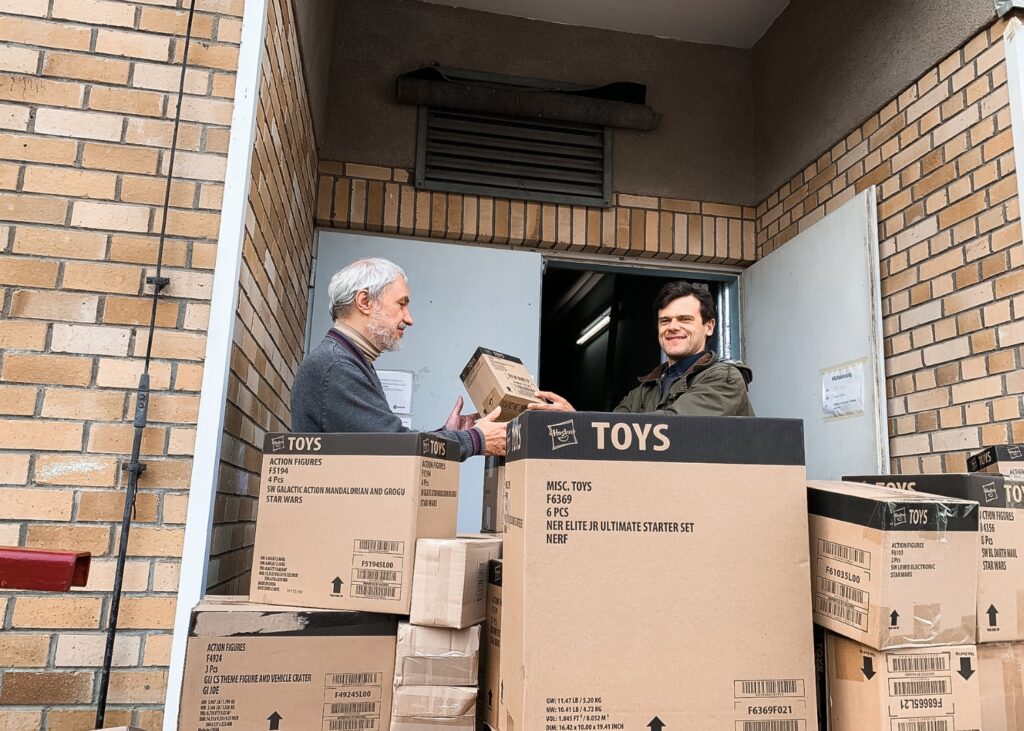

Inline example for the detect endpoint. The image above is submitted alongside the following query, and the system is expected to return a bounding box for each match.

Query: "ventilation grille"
[415,109,611,207]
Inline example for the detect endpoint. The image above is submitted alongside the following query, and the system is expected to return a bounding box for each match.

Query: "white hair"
[328,258,407,320]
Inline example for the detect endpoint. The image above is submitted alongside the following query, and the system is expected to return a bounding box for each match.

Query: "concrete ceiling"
[419,0,791,48]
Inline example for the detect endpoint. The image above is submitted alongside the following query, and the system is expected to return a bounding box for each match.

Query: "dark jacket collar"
[637,351,717,383]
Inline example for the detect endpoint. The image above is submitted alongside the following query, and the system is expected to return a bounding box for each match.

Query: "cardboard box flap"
[189,599,398,638]
[393,685,478,718]
[262,431,459,461]
[506,411,806,465]
[808,480,978,532]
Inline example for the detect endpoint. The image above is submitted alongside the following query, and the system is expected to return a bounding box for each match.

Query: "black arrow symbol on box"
[268,711,283,730]
[648,716,666,731]
[987,604,999,627]
[861,656,876,679]
[958,657,975,680]
[331,577,344,593]
[889,610,899,627]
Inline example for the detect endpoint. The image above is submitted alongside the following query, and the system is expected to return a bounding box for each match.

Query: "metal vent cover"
[415,108,612,207]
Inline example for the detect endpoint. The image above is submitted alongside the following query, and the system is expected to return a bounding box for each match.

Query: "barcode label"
[354,539,403,554]
[888,654,950,673]
[737,721,803,731]
[889,678,951,696]
[326,672,384,686]
[327,702,380,715]
[818,538,870,568]
[352,569,399,583]
[816,576,868,606]
[475,561,487,602]
[327,719,378,731]
[353,583,399,599]
[735,679,804,698]
[892,719,950,731]
[815,593,868,631]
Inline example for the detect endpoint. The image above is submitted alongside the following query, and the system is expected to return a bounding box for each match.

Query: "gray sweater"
[290,329,483,461]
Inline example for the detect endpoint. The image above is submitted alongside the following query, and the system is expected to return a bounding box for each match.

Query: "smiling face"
[656,294,715,364]
[366,277,413,351]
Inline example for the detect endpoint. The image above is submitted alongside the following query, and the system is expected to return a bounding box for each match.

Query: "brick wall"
[755,17,1023,473]
[207,0,317,595]
[315,163,757,265]
[0,0,243,727]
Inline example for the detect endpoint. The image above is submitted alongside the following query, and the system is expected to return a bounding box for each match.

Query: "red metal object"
[0,547,91,592]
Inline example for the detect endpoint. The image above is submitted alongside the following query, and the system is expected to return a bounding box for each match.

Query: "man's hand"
[444,396,480,430]
[528,390,576,412]
[474,407,506,456]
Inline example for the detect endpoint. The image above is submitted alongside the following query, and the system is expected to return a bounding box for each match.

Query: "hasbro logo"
[547,420,578,451]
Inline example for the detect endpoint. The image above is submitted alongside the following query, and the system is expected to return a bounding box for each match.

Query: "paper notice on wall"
[821,361,865,419]
[378,369,413,414]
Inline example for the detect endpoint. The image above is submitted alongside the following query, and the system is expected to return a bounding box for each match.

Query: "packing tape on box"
[398,655,478,686]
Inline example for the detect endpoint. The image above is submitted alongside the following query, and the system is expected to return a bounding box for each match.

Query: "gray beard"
[367,310,403,352]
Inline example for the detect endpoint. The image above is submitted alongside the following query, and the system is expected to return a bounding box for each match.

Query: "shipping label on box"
[808,480,978,650]
[410,536,502,628]
[967,444,1024,479]
[501,411,818,731]
[979,642,1024,731]
[845,473,1024,643]
[177,596,398,731]
[481,456,505,533]
[250,433,459,614]
[460,348,539,422]
[394,622,480,687]
[825,632,982,731]
[480,559,502,730]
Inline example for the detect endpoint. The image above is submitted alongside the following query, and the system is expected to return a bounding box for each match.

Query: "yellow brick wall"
[207,0,317,595]
[755,18,1024,473]
[0,0,243,727]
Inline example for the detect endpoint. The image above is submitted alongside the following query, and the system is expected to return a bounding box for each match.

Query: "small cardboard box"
[979,642,1024,731]
[250,432,460,614]
[391,686,476,730]
[409,536,502,628]
[459,348,539,422]
[807,480,979,650]
[177,596,398,731]
[394,622,480,686]
[502,411,818,729]
[968,444,1024,479]
[480,559,502,731]
[845,473,1024,643]
[481,457,505,533]
[824,631,982,731]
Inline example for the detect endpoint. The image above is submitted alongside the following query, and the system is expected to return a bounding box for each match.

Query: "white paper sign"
[822,361,865,419]
[377,369,413,414]
[399,415,413,428]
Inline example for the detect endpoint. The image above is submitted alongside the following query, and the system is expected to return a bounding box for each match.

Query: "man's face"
[367,277,413,351]
[657,294,715,363]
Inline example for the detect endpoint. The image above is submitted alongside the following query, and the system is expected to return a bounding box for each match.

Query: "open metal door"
[740,188,888,479]
[310,231,543,532]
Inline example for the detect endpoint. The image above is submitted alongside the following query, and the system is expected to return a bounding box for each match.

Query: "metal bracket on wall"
[996,0,1024,17]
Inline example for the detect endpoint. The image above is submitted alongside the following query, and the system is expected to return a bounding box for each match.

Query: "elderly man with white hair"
[291,257,506,460]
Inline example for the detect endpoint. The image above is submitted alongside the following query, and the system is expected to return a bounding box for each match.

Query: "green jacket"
[614,351,755,416]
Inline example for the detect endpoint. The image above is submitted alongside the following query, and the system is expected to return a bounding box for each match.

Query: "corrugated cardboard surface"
[846,473,1024,643]
[979,642,1024,731]
[480,559,502,730]
[410,536,502,628]
[481,457,505,533]
[460,348,539,422]
[968,444,1024,479]
[808,480,978,650]
[249,432,459,614]
[501,411,817,730]
[394,622,480,686]
[178,596,398,731]
[825,632,982,731]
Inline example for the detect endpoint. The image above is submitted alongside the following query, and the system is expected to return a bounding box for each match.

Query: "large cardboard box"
[394,622,480,686]
[459,348,539,422]
[824,632,982,731]
[967,444,1024,479]
[177,596,398,731]
[845,473,1024,643]
[502,411,818,730]
[979,642,1024,731]
[409,536,502,628]
[481,457,505,533]
[807,480,978,650]
[391,686,476,730]
[250,432,460,614]
[480,559,502,731]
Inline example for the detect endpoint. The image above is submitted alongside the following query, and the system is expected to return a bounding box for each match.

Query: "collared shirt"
[660,350,707,397]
